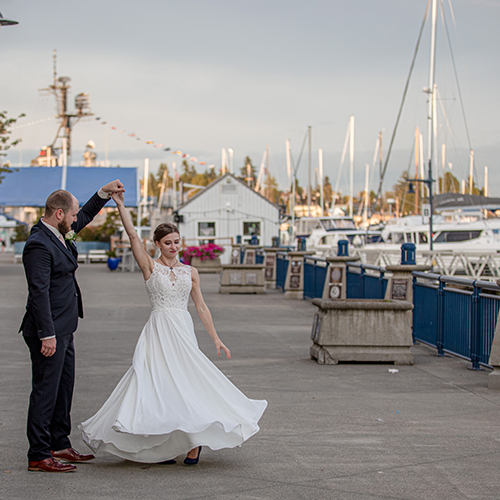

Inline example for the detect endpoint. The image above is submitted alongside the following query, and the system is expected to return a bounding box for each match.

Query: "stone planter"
[310,298,414,365]
[219,264,266,294]
[191,256,222,274]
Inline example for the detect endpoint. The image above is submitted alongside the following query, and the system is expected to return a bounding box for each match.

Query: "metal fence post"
[312,259,317,301]
[470,282,482,370]
[380,268,386,299]
[412,274,417,344]
[436,277,445,356]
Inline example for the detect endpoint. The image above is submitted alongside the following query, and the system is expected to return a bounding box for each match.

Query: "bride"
[79,192,267,465]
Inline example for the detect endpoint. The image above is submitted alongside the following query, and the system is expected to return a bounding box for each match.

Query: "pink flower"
[180,243,224,264]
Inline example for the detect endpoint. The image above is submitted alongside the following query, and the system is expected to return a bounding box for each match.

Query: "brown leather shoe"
[28,457,77,473]
[51,448,95,463]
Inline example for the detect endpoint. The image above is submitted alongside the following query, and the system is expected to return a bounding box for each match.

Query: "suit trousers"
[24,333,75,461]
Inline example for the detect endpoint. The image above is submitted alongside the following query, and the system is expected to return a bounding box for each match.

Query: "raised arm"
[190,267,231,359]
[112,192,154,280]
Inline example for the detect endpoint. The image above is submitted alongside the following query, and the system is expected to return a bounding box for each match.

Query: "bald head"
[44,190,78,218]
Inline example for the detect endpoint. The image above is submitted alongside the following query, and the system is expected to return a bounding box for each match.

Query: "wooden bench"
[87,249,108,263]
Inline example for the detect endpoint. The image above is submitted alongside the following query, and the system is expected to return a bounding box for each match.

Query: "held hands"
[41,337,56,357]
[112,191,125,206]
[215,339,231,359]
[102,179,125,196]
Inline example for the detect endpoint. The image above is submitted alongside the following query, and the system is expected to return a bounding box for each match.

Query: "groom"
[20,180,124,473]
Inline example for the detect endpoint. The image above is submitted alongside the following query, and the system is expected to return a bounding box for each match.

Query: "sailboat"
[363,0,500,255]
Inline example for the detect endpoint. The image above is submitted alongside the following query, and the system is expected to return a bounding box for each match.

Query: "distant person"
[20,180,125,473]
[80,191,267,465]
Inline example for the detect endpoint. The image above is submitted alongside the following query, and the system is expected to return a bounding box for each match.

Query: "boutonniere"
[65,230,76,244]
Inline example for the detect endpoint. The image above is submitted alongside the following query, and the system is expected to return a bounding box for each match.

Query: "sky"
[1,0,499,198]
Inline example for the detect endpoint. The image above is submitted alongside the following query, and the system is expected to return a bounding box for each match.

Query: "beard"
[58,220,72,236]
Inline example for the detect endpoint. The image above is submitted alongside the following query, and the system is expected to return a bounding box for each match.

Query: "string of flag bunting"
[94,117,215,169]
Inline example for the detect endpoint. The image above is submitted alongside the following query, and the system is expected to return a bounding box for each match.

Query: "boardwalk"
[1,253,500,500]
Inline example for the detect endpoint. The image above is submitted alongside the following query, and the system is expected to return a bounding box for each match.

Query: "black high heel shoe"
[184,446,202,465]
[157,459,176,465]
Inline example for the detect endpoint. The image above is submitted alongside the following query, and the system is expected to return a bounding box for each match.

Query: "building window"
[198,222,216,238]
[243,222,261,236]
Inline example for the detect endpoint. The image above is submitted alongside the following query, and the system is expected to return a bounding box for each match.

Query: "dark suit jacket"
[20,192,109,339]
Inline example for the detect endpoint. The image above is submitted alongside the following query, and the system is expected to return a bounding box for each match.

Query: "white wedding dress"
[79,261,267,463]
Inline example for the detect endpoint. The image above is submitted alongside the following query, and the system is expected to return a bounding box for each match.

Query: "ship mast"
[40,49,94,165]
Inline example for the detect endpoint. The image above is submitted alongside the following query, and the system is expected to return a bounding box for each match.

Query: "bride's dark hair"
[153,223,180,242]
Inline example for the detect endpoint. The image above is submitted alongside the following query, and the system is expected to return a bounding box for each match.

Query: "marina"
[2,1,500,495]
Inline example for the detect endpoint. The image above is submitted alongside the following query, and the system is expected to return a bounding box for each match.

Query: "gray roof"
[433,193,500,211]
[177,172,280,211]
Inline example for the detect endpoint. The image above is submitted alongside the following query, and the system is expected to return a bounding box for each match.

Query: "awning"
[0,166,138,207]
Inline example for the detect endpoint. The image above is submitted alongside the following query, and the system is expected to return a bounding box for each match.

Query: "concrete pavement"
[2,252,500,500]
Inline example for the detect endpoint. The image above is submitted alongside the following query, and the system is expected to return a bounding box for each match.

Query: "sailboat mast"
[319,148,324,216]
[427,0,438,170]
[469,150,474,194]
[415,127,419,214]
[426,0,438,250]
[307,126,312,216]
[349,115,354,218]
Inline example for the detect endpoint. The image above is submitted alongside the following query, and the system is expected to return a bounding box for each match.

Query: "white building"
[176,173,281,263]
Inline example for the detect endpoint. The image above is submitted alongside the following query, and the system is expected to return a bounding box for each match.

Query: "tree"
[239,156,257,188]
[179,160,198,184]
[1,111,25,182]
[77,210,122,242]
[264,174,281,204]
[441,172,460,193]
[10,224,30,243]
[323,176,333,206]
[203,167,218,184]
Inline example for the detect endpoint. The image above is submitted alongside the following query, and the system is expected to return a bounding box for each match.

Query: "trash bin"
[401,243,416,265]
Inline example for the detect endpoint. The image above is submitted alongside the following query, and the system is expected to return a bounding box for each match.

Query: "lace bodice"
[145,261,192,312]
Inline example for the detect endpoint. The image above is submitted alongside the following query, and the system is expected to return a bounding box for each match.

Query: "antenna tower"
[39,49,94,162]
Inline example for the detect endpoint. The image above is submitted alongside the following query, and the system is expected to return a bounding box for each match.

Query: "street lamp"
[0,12,19,27]
[406,165,434,251]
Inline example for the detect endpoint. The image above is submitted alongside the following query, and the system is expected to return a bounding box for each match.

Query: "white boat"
[291,216,382,256]
[364,211,500,252]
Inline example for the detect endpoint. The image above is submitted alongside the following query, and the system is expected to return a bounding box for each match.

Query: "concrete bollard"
[384,244,430,304]
[243,245,262,265]
[230,244,243,265]
[322,255,360,300]
[262,246,281,289]
[284,251,314,299]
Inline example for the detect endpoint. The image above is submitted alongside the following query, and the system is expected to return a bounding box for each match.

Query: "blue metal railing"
[346,262,387,299]
[412,272,500,369]
[303,256,329,300]
[412,272,439,347]
[276,252,289,290]
[301,259,388,300]
[256,249,265,265]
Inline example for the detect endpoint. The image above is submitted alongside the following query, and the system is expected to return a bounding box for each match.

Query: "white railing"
[358,249,500,280]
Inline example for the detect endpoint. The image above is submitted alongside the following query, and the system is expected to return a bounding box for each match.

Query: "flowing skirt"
[79,307,267,463]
